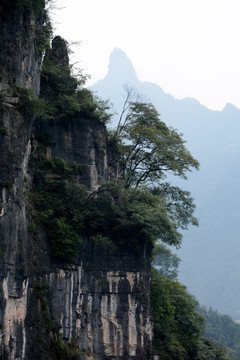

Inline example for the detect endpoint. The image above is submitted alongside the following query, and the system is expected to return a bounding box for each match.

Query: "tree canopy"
[151,269,205,360]
[112,95,199,189]
[152,242,181,279]
[151,261,230,360]
[198,307,240,359]
[108,90,199,248]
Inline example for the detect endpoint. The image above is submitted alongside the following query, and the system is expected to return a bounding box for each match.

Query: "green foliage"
[81,185,156,250]
[151,183,198,229]
[31,173,191,259]
[35,130,54,145]
[198,307,240,359]
[50,335,84,360]
[151,269,204,360]
[76,90,113,124]
[15,86,45,118]
[32,157,83,181]
[30,155,87,261]
[151,248,230,359]
[107,92,199,247]
[48,218,81,260]
[33,281,50,303]
[30,178,86,261]
[151,251,232,359]
[35,12,53,54]
[196,338,229,360]
[79,184,188,251]
[151,245,232,359]
[112,99,199,189]
[30,148,196,258]
[30,87,199,258]
[40,57,80,100]
[39,55,111,126]
[75,181,195,252]
[35,130,56,152]
[152,243,180,279]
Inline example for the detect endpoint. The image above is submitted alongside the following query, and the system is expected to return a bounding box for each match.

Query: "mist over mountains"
[90,48,240,320]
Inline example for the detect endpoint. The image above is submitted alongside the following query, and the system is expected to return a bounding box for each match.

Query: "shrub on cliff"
[38,37,112,126]
[30,161,87,260]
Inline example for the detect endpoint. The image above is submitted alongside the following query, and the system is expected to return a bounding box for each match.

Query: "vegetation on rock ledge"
[30,35,199,267]
[25,25,233,359]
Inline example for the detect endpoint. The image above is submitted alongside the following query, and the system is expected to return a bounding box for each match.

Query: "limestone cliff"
[0,2,152,359]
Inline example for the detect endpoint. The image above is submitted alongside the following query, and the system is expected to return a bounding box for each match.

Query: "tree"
[113,90,199,189]
[198,307,240,359]
[109,89,199,248]
[151,269,205,359]
[196,338,229,360]
[151,254,230,359]
[152,243,181,279]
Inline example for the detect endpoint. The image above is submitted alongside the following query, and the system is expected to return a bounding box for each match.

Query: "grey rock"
[0,6,153,360]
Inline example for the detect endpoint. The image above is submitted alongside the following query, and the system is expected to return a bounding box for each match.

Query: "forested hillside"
[199,307,240,359]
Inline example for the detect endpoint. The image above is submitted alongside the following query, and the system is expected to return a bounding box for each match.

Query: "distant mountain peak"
[107,48,137,82]
[223,103,239,112]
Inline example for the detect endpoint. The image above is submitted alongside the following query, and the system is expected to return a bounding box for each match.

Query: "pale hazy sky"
[52,0,240,111]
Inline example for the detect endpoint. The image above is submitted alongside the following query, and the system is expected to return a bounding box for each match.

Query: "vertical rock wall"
[24,244,152,360]
[0,2,44,96]
[0,3,153,359]
[38,116,112,191]
[0,3,44,359]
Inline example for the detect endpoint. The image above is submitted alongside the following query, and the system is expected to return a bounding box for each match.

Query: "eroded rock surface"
[0,3,152,359]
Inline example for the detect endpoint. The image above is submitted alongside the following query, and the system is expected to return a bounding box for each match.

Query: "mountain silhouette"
[90,48,240,320]
[108,48,137,81]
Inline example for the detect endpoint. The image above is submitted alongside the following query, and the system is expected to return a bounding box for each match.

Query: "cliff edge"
[0,2,152,359]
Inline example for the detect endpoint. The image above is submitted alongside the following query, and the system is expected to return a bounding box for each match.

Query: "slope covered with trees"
[199,307,240,359]
[151,245,230,359]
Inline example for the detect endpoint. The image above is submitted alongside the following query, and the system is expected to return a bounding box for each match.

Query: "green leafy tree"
[78,184,181,251]
[151,254,231,360]
[109,89,199,248]
[198,307,240,359]
[152,243,180,279]
[151,269,204,359]
[30,159,88,260]
[196,338,229,360]
[113,92,199,189]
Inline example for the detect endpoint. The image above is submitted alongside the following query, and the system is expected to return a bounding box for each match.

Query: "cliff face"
[0,0,46,96]
[0,3,152,360]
